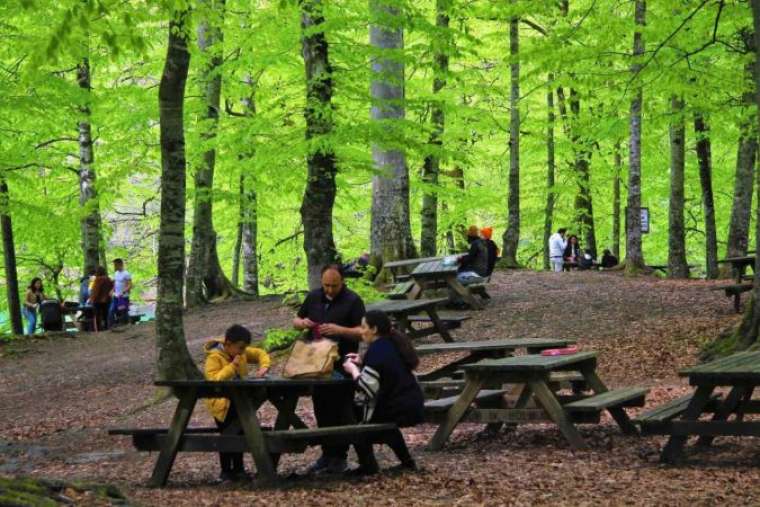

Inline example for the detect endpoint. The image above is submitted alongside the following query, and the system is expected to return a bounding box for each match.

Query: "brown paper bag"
[282,339,339,379]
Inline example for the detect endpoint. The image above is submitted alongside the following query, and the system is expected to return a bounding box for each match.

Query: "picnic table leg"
[429,376,484,451]
[696,385,754,447]
[446,275,483,310]
[660,385,715,464]
[230,387,277,482]
[581,369,638,435]
[269,392,306,469]
[426,307,454,343]
[148,387,197,488]
[529,379,585,449]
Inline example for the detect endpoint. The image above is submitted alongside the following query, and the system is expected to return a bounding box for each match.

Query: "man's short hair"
[557,228,567,234]
[321,264,344,277]
[225,324,252,345]
[113,258,124,265]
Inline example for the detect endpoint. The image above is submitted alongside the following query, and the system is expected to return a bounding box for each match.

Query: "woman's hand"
[342,359,361,380]
[344,352,362,366]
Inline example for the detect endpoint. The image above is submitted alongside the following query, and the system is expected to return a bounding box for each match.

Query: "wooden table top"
[155,377,352,389]
[412,260,459,277]
[463,351,597,373]
[415,338,575,356]
[717,256,755,264]
[383,256,445,269]
[367,297,448,314]
[680,351,760,383]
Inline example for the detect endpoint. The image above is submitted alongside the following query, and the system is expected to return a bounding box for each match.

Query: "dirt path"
[2,270,758,506]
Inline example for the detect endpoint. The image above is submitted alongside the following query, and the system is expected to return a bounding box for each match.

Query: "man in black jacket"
[293,265,365,474]
[457,225,489,284]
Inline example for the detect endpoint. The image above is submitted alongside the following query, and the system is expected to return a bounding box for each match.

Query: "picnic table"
[382,255,446,283]
[647,264,697,276]
[636,351,760,464]
[411,260,486,310]
[367,297,454,342]
[109,378,397,486]
[427,351,647,450]
[713,256,755,312]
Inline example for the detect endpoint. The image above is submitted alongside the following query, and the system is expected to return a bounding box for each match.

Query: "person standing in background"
[108,258,133,327]
[548,228,567,273]
[23,278,46,335]
[89,266,114,331]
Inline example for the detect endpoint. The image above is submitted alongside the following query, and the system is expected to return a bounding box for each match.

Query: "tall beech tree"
[543,82,556,271]
[0,178,22,335]
[625,0,646,273]
[156,11,201,381]
[299,0,339,289]
[186,0,237,305]
[694,114,719,279]
[668,96,689,278]
[501,1,520,267]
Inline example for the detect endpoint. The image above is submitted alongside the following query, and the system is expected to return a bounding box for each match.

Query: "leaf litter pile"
[1,270,759,506]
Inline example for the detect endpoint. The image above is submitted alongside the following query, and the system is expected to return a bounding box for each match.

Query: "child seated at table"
[342,310,424,476]
[204,324,271,482]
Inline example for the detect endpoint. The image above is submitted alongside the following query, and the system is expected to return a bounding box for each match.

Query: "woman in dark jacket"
[563,235,581,264]
[88,266,113,331]
[342,310,424,475]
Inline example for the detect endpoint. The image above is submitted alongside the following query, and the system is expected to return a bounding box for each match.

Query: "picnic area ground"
[2,270,759,506]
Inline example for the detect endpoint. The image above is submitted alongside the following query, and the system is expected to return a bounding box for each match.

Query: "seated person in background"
[563,235,581,265]
[204,325,271,482]
[457,225,489,285]
[79,269,95,307]
[601,249,618,269]
[342,310,424,476]
[578,249,595,270]
[342,252,370,278]
[480,227,499,277]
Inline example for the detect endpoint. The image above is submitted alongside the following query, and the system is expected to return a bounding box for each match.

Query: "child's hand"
[256,367,269,378]
[232,354,243,366]
[344,353,362,366]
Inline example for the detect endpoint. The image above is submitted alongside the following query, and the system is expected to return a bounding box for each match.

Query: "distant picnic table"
[646,264,698,276]
[637,350,760,464]
[411,259,487,310]
[714,256,755,312]
[426,351,647,451]
[367,297,454,342]
[110,378,397,486]
[383,255,445,281]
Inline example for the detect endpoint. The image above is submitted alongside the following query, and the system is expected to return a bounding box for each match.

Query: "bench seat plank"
[424,389,506,413]
[564,387,649,412]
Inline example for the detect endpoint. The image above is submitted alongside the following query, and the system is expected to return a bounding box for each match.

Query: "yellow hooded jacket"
[204,339,271,422]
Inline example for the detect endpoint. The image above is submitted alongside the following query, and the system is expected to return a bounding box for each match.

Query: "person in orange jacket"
[204,324,271,482]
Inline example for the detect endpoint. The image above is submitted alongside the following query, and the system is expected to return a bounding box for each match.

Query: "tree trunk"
[612,142,622,259]
[625,0,646,273]
[186,0,236,306]
[420,0,450,257]
[156,10,201,381]
[370,0,416,268]
[77,57,102,275]
[668,96,689,278]
[501,4,520,267]
[0,179,23,335]
[569,91,597,258]
[300,0,339,290]
[231,181,243,287]
[240,77,259,295]
[694,114,719,279]
[543,81,556,271]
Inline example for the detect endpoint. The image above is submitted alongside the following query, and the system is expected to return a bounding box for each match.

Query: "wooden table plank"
[367,298,448,314]
[384,256,445,270]
[415,338,575,356]
[463,352,597,373]
[680,351,760,384]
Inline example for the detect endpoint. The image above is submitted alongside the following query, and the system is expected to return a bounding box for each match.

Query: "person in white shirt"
[548,228,568,273]
[108,258,133,326]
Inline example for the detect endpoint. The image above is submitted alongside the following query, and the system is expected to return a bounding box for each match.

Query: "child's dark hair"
[363,310,419,370]
[225,324,252,345]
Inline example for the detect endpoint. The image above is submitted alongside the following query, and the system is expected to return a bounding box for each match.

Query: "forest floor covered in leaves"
[2,270,759,506]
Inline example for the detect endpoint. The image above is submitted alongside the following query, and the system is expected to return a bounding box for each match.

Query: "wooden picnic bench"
[367,298,454,342]
[647,264,698,276]
[636,351,760,464]
[411,260,488,310]
[427,351,648,451]
[383,256,445,282]
[714,256,755,312]
[109,378,396,486]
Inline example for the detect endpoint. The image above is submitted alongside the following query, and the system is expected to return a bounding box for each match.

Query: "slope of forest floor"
[1,270,759,506]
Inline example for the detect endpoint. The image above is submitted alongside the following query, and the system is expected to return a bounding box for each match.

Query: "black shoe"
[232,470,253,481]
[345,465,379,477]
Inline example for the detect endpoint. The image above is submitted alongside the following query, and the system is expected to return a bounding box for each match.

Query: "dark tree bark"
[156,10,201,381]
[543,81,556,271]
[1,179,22,335]
[187,0,236,306]
[241,173,258,294]
[370,0,416,268]
[668,96,689,278]
[612,142,622,260]
[300,0,339,289]
[694,114,719,279]
[420,0,450,257]
[625,0,646,273]
[76,57,103,275]
[501,3,521,267]
[231,182,243,288]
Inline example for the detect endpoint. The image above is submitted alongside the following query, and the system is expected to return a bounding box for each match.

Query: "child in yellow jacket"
[204,324,271,482]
